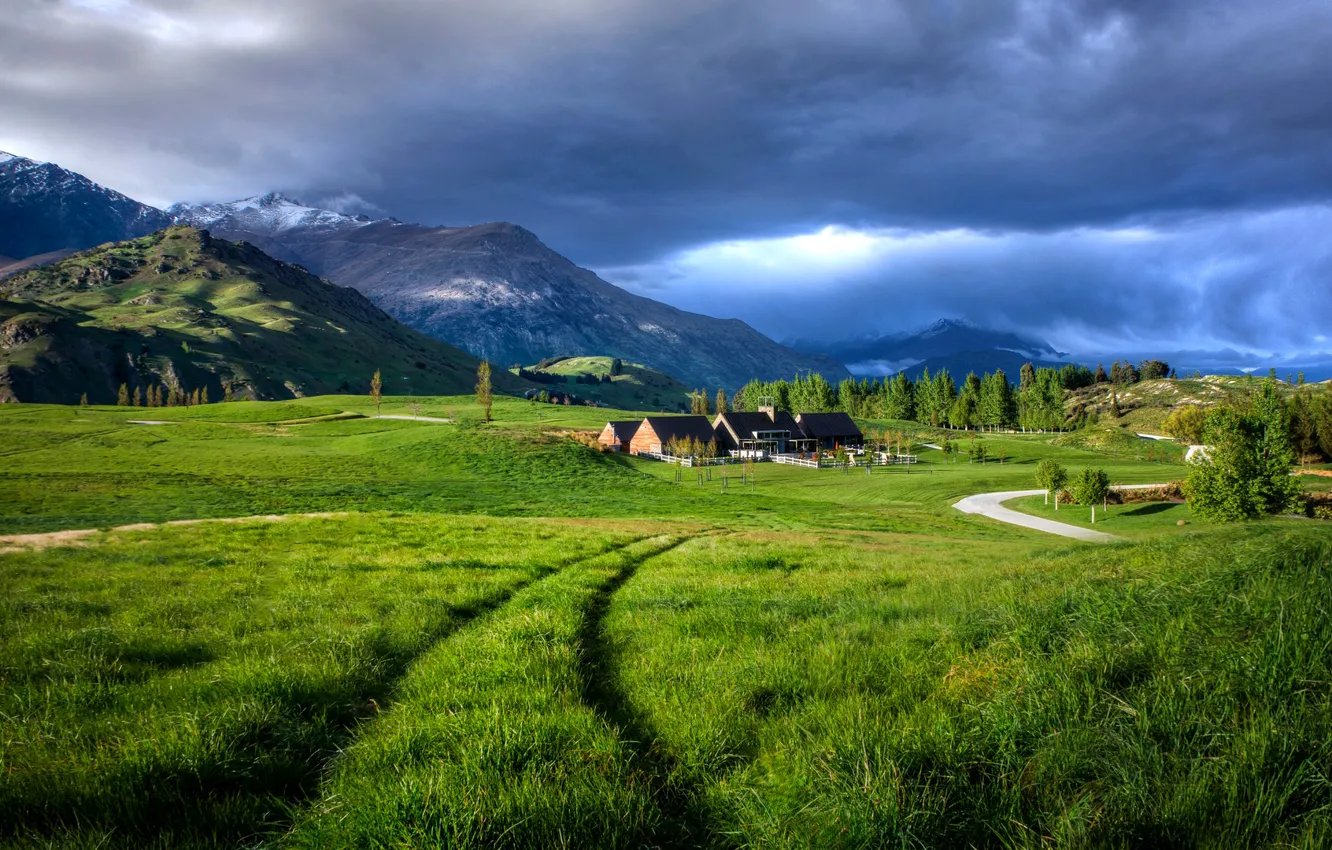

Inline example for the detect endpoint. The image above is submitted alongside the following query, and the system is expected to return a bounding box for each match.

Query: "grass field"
[1006,495,1205,538]
[2,395,1328,848]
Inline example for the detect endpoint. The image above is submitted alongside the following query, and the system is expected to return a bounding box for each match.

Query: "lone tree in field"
[79,392,89,407]
[610,357,623,377]
[1072,467,1111,523]
[370,369,383,415]
[476,360,493,422]
[968,439,987,464]
[1035,459,1068,508]
[1183,380,1301,521]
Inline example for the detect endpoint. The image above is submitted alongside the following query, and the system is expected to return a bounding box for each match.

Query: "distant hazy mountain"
[171,194,848,389]
[0,226,521,404]
[0,151,171,262]
[795,319,1069,378]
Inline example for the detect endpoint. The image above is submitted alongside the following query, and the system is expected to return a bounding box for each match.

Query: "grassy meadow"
[1,394,1328,847]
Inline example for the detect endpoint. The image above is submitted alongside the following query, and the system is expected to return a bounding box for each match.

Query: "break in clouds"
[3,0,1331,359]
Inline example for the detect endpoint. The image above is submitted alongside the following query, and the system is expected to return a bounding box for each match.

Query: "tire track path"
[281,532,704,848]
[576,532,715,849]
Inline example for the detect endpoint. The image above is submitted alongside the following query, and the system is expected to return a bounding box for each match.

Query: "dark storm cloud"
[2,0,1330,354]
[600,206,1332,358]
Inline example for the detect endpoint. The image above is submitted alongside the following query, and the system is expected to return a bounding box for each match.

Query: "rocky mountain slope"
[796,319,1069,378]
[171,194,849,389]
[0,151,171,262]
[0,226,523,404]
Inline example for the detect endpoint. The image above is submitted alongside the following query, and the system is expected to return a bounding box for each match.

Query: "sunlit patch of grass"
[605,527,1332,847]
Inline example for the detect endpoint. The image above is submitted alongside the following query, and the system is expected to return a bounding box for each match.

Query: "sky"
[2,0,1331,365]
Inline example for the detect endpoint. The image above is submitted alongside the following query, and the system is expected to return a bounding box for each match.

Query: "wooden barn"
[796,412,864,450]
[597,420,641,452]
[628,416,718,455]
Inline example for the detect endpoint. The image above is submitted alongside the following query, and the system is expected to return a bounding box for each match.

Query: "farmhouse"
[796,412,864,450]
[712,409,810,455]
[597,420,641,452]
[628,415,718,455]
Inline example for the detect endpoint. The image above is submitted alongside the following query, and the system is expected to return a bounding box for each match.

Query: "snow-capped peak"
[169,192,377,234]
[915,317,980,339]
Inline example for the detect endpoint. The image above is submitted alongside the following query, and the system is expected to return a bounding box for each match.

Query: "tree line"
[105,382,222,407]
[729,364,1082,431]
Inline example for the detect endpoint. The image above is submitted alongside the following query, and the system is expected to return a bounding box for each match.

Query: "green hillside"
[515,355,693,411]
[0,226,526,404]
[1066,374,1330,433]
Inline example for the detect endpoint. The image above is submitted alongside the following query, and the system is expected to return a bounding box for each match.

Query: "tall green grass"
[0,514,645,848]
[604,527,1332,847]
[284,533,697,848]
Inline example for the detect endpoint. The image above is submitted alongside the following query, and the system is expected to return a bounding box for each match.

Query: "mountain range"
[0,226,518,404]
[168,193,848,389]
[792,319,1070,379]
[0,151,171,264]
[18,149,1291,391]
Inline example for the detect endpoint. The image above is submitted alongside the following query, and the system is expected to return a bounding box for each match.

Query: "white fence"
[771,454,821,468]
[635,451,745,467]
[876,453,919,465]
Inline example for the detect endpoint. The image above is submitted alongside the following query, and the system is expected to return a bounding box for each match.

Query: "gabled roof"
[712,410,803,449]
[796,412,863,438]
[602,420,641,442]
[640,415,717,445]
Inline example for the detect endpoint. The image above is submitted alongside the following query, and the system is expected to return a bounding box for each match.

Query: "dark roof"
[796,412,863,439]
[602,420,641,442]
[640,416,718,445]
[712,411,803,449]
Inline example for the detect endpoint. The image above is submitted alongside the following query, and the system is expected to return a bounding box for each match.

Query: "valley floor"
[1,396,1327,848]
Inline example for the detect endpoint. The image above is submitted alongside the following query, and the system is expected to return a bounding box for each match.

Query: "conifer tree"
[117,384,129,406]
[370,369,383,415]
[80,392,89,407]
[715,388,728,415]
[1019,362,1036,392]
[133,386,142,407]
[201,386,209,405]
[476,361,493,422]
[884,371,915,421]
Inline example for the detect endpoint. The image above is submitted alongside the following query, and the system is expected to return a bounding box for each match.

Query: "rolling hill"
[515,355,693,411]
[0,226,525,404]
